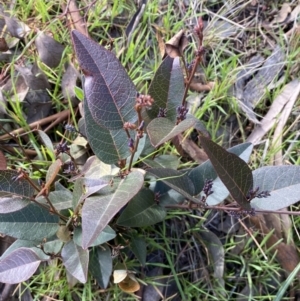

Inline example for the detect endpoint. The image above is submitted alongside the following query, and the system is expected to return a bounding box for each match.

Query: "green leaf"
[72,178,85,209]
[199,136,253,210]
[0,248,41,284]
[251,166,300,210]
[73,173,109,205]
[147,115,199,147]
[130,235,147,266]
[0,204,59,240]
[61,240,89,283]
[198,228,224,280]
[117,188,166,227]
[84,100,131,164]
[38,130,55,157]
[74,86,84,101]
[145,56,184,123]
[72,30,137,130]
[89,245,112,289]
[48,190,72,211]
[73,225,116,247]
[0,170,35,213]
[144,155,179,170]
[1,239,50,261]
[147,168,196,201]
[81,170,144,249]
[188,142,253,195]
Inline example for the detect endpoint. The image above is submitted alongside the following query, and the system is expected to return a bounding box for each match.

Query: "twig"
[0,109,70,141]
[238,217,268,260]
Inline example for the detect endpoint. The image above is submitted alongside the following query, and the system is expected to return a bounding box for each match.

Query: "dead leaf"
[234,55,265,101]
[272,3,291,24]
[35,31,65,68]
[126,2,146,40]
[113,269,128,283]
[16,64,50,90]
[64,0,88,36]
[62,62,80,104]
[113,270,140,293]
[178,133,208,164]
[0,150,7,170]
[247,79,300,144]
[189,81,215,92]
[165,29,188,58]
[250,214,300,277]
[118,274,140,293]
[4,16,30,38]
[0,37,8,51]
[155,28,165,58]
[271,79,299,165]
[241,45,285,123]
[56,225,71,242]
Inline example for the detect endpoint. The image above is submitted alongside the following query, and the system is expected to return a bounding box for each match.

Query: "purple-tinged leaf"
[73,225,116,247]
[35,31,65,68]
[61,240,89,283]
[80,178,109,199]
[48,190,72,211]
[117,188,166,227]
[0,248,41,284]
[89,245,112,289]
[199,136,253,210]
[4,16,30,39]
[188,142,253,195]
[72,30,137,130]
[147,115,200,147]
[251,166,300,210]
[81,170,144,249]
[144,56,184,123]
[0,170,35,213]
[1,239,50,261]
[130,235,147,266]
[0,204,59,240]
[148,168,195,202]
[62,62,80,104]
[83,99,131,164]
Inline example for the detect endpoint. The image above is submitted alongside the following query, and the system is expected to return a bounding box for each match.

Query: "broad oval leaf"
[73,225,116,247]
[38,130,54,157]
[0,248,41,284]
[89,245,112,289]
[0,204,59,240]
[144,56,184,123]
[199,136,253,210]
[83,100,131,164]
[129,235,147,266]
[144,154,179,169]
[188,142,253,196]
[251,166,300,210]
[197,228,224,282]
[117,188,166,227]
[81,170,144,249]
[72,30,137,130]
[35,31,65,68]
[147,115,199,147]
[118,273,140,293]
[147,168,195,201]
[0,170,35,213]
[48,190,73,211]
[1,239,50,261]
[61,240,89,283]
